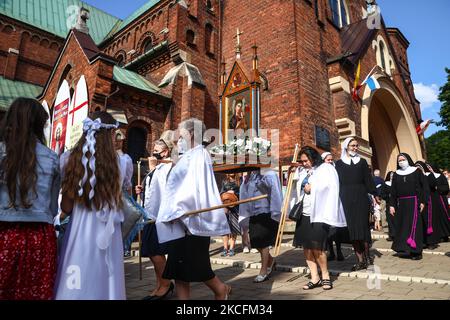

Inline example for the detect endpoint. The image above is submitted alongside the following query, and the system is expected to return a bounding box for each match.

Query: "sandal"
[253,274,269,283]
[302,280,322,290]
[322,279,333,290]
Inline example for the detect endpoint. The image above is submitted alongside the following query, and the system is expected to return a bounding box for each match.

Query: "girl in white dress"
[54,111,126,300]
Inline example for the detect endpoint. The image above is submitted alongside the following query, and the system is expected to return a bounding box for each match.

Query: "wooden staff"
[136,160,143,280]
[146,194,269,224]
[274,144,300,257]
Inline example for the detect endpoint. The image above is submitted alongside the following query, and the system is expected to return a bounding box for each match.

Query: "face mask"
[152,152,163,160]
[398,160,409,170]
[349,151,357,157]
[177,137,188,155]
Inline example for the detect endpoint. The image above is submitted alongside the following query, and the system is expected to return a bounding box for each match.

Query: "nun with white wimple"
[425,163,450,243]
[156,118,231,300]
[55,112,126,300]
[335,137,376,271]
[389,153,426,260]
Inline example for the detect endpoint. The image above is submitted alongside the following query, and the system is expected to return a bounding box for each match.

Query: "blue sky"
[377,0,449,137]
[84,0,449,137]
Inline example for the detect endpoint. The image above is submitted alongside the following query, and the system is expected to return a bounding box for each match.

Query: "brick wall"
[0,16,63,86]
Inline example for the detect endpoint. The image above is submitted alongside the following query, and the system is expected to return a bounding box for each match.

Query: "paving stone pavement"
[126,233,450,300]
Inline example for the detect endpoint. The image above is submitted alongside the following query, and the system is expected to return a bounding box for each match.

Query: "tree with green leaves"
[438,68,450,130]
[426,130,450,170]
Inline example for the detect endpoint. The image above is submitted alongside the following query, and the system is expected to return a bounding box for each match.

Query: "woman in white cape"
[292,146,346,291]
[156,118,231,300]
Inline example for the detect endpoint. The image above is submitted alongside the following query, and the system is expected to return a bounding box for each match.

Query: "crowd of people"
[0,98,449,300]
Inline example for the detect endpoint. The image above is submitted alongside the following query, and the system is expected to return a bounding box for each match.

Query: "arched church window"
[116,55,125,67]
[329,0,350,28]
[58,64,72,91]
[143,38,153,53]
[127,126,148,163]
[115,50,127,67]
[380,41,386,71]
[205,24,213,54]
[186,30,195,46]
[206,0,213,11]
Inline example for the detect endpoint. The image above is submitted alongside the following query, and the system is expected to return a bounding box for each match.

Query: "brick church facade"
[0,0,425,174]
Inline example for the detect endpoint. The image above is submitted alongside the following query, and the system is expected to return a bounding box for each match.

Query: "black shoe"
[442,237,449,243]
[143,283,175,301]
[386,237,393,242]
[351,262,367,271]
[411,254,422,261]
[365,255,374,265]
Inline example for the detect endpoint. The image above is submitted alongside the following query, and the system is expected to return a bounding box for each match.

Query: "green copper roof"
[103,0,160,41]
[0,76,43,112]
[113,66,160,94]
[124,40,168,69]
[0,0,121,45]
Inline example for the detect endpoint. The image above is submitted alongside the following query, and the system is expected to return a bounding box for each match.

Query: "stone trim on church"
[0,0,426,175]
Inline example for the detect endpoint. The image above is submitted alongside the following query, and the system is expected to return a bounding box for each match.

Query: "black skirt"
[225,207,241,236]
[162,235,215,283]
[249,213,278,249]
[392,196,423,255]
[141,223,168,257]
[293,215,330,251]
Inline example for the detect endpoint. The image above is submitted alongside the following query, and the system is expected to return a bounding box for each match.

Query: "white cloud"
[413,83,440,109]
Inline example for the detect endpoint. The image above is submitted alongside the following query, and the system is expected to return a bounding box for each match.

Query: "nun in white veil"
[335,137,376,271]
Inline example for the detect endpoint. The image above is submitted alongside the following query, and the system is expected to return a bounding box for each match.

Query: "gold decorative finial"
[234,28,243,46]
[234,28,244,58]
[252,43,258,70]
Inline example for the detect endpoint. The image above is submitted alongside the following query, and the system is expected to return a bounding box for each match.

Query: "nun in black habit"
[389,153,426,260]
[426,163,450,243]
[335,137,376,271]
[415,161,441,249]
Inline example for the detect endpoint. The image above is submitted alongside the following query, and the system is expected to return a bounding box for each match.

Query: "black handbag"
[289,194,305,221]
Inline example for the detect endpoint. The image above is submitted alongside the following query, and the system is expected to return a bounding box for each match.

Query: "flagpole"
[362,65,379,84]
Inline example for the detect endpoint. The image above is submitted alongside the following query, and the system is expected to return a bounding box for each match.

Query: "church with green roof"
[0,0,426,174]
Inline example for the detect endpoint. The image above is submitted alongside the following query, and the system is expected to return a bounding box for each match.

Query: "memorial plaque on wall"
[315,126,330,151]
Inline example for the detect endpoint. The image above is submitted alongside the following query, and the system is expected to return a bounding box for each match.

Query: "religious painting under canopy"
[220,42,261,144]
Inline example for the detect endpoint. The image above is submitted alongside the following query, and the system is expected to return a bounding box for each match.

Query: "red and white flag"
[416,119,434,135]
